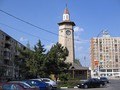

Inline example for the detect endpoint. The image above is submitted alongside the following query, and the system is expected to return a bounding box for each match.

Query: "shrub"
[57,79,80,88]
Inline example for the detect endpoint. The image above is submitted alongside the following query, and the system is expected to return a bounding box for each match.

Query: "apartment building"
[0,29,26,80]
[91,31,120,78]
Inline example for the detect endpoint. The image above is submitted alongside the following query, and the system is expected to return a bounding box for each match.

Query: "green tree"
[26,40,46,78]
[44,43,70,81]
[16,40,71,80]
[16,42,33,79]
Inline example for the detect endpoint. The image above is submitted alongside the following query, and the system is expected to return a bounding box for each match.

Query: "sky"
[0,0,120,67]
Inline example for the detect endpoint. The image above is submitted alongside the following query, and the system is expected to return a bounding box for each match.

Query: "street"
[59,79,120,90]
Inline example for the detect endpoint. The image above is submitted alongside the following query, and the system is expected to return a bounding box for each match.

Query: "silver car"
[32,78,57,89]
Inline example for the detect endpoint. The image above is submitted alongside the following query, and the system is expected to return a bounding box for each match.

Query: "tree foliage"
[16,40,70,80]
[44,42,70,80]
[59,73,69,83]
[26,40,46,78]
[15,42,33,79]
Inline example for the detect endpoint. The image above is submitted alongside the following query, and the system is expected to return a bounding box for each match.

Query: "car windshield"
[100,77,107,79]
[42,79,50,82]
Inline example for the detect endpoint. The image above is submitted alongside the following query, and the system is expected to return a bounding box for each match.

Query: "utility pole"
[84,56,86,67]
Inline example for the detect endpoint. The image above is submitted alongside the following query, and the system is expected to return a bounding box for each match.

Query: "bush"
[59,73,69,84]
[57,79,80,88]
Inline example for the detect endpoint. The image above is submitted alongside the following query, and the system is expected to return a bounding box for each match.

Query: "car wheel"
[105,82,107,84]
[100,84,103,88]
[50,85,53,90]
[84,85,88,89]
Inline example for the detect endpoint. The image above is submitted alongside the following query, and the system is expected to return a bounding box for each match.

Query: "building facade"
[58,6,75,63]
[0,30,26,80]
[91,31,120,78]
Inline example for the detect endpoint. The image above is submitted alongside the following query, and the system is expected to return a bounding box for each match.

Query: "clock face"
[66,30,71,35]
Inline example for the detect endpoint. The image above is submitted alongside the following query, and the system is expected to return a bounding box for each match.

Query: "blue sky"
[0,0,120,67]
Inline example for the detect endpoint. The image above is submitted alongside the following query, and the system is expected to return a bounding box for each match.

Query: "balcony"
[15,51,20,56]
[4,56,10,60]
[4,52,11,61]
[4,48,10,52]
[5,40,11,45]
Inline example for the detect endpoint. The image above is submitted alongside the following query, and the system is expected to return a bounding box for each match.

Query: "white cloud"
[45,43,55,51]
[20,37,28,42]
[74,26,84,32]
[74,35,90,44]
[72,27,91,66]
[74,26,87,44]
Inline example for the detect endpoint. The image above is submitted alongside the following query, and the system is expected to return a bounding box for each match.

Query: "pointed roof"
[58,5,75,26]
[64,5,69,14]
[69,63,89,70]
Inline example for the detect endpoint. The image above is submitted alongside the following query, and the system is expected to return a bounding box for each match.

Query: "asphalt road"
[59,79,120,90]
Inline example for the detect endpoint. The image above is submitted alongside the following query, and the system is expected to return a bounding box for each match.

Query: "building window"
[113,69,118,72]
[107,69,112,72]
[100,69,106,72]
[115,55,118,62]
[115,59,118,62]
[114,39,117,43]
[115,44,117,52]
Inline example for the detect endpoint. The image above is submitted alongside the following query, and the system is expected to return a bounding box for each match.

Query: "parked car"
[100,77,109,83]
[32,78,57,89]
[77,78,106,89]
[9,81,39,89]
[41,78,57,88]
[24,79,50,90]
[0,82,39,90]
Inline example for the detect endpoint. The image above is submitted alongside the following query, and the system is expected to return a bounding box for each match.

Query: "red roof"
[64,7,69,14]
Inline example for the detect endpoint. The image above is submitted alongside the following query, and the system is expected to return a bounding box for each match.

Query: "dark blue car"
[100,77,109,83]
[77,78,106,89]
[24,79,50,90]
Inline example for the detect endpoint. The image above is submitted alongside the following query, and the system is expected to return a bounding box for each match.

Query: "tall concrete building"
[58,6,75,63]
[0,30,26,80]
[91,31,120,78]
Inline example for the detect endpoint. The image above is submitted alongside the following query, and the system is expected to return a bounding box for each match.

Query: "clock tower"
[58,6,75,63]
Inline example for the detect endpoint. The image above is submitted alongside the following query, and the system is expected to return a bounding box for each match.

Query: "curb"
[60,87,68,89]
[60,86,78,89]
[74,86,78,88]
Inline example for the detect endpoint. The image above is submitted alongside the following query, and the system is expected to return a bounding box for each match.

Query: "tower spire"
[66,3,67,8]
[63,4,70,21]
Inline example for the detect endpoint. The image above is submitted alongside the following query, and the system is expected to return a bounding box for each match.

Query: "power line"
[0,9,87,43]
[0,9,58,36]
[0,9,69,41]
[0,22,55,43]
